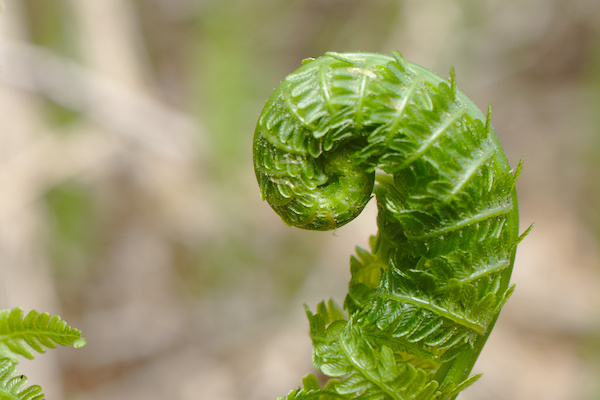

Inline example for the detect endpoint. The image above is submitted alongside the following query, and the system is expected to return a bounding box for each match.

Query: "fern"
[0,359,44,400]
[0,308,86,399]
[0,308,86,362]
[253,52,528,400]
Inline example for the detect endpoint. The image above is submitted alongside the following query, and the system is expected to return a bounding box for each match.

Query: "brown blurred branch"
[0,40,202,160]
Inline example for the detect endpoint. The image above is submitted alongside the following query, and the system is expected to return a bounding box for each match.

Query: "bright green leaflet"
[0,307,86,399]
[253,51,525,400]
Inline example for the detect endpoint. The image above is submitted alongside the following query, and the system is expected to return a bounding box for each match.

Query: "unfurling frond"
[254,52,526,400]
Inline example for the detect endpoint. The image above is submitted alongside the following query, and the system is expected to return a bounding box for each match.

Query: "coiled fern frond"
[253,51,528,400]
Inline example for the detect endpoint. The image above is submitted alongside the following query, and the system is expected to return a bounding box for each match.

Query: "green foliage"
[0,307,86,399]
[0,359,44,400]
[253,52,525,399]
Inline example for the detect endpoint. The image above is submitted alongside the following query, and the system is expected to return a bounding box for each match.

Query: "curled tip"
[270,150,375,231]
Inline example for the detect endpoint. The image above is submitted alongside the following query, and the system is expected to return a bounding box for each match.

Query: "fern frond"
[0,359,44,400]
[306,302,481,400]
[254,52,525,400]
[277,375,344,400]
[0,308,86,362]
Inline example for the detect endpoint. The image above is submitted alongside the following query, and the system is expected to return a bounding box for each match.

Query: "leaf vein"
[381,294,485,335]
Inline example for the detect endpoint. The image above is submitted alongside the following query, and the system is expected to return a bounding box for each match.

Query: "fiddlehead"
[253,51,525,400]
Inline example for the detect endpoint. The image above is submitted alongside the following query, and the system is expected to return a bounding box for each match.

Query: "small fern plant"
[0,307,86,399]
[253,52,529,400]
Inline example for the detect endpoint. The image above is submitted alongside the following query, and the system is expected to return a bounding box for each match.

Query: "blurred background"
[0,0,599,399]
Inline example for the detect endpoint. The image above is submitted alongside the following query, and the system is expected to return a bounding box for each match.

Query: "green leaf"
[0,308,86,362]
[0,359,44,400]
